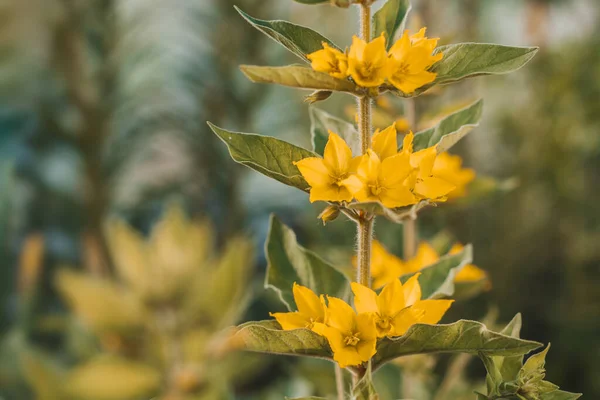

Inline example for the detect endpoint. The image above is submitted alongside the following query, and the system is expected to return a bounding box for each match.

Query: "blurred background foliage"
[0,0,597,399]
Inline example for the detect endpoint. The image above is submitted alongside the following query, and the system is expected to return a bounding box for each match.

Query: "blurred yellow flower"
[387,28,443,94]
[432,152,476,199]
[295,132,360,203]
[352,275,453,337]
[402,132,456,201]
[314,297,377,368]
[342,149,416,208]
[348,34,388,87]
[369,240,489,288]
[271,283,327,331]
[307,42,348,79]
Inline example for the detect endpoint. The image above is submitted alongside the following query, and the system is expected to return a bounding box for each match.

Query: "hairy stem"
[356,217,374,286]
[403,218,417,259]
[335,365,345,400]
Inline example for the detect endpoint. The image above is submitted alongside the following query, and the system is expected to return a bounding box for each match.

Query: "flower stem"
[403,218,417,259]
[356,217,374,286]
[335,365,345,400]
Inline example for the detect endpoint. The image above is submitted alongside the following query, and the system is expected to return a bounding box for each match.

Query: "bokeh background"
[0,0,598,399]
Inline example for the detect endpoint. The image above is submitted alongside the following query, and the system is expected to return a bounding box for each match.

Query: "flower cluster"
[271,280,453,368]
[307,28,443,94]
[295,126,456,208]
[369,241,488,289]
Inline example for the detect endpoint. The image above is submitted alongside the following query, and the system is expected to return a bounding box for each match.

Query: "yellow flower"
[295,132,361,203]
[270,283,327,331]
[387,28,443,94]
[342,149,416,208]
[348,34,388,87]
[448,244,488,283]
[432,153,476,199]
[352,275,454,337]
[404,242,439,274]
[402,132,456,201]
[314,297,377,368]
[371,124,399,160]
[307,42,349,80]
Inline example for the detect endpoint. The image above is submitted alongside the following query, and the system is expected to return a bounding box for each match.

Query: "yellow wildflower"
[448,244,488,283]
[432,153,476,199]
[402,132,456,201]
[307,42,349,80]
[371,124,399,160]
[342,149,416,208]
[352,275,454,337]
[295,132,360,203]
[348,34,388,87]
[270,283,327,331]
[314,297,377,368]
[387,28,443,94]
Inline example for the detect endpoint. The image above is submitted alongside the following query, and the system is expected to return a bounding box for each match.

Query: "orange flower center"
[343,332,361,347]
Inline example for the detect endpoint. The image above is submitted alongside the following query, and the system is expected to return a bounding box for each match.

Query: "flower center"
[368,183,383,196]
[393,62,410,78]
[305,318,316,330]
[376,315,393,334]
[343,332,361,347]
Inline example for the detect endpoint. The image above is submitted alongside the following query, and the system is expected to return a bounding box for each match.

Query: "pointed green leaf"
[234,320,332,360]
[522,344,551,376]
[400,244,473,299]
[310,107,359,156]
[494,314,526,381]
[372,320,542,369]
[266,215,351,310]
[373,0,411,49]
[541,390,582,400]
[353,365,378,400]
[208,122,314,191]
[236,7,338,63]
[432,44,539,84]
[240,65,359,94]
[411,99,483,152]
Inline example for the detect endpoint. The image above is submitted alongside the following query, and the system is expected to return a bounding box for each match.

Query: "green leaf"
[432,44,539,85]
[293,0,329,4]
[352,365,378,400]
[234,320,332,360]
[453,277,490,300]
[373,0,411,49]
[309,107,359,156]
[372,319,542,370]
[235,7,338,63]
[521,344,551,376]
[411,99,483,152]
[265,215,351,310]
[541,390,582,400]
[400,244,473,299]
[65,356,161,400]
[240,65,359,94]
[208,122,314,191]
[494,314,526,381]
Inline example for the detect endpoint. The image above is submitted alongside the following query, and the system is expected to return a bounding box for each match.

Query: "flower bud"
[304,90,333,104]
[318,205,340,225]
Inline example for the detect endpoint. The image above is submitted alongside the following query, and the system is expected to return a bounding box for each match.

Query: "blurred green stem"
[335,364,345,400]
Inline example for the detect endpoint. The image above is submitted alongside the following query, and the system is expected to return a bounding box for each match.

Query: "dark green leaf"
[309,107,359,156]
[235,7,338,62]
[240,65,359,94]
[400,245,473,299]
[494,314,526,381]
[541,390,582,400]
[373,319,542,369]
[265,215,351,310]
[373,0,411,49]
[411,99,483,152]
[234,320,332,360]
[208,122,314,191]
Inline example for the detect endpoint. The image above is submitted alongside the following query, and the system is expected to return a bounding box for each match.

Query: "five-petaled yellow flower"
[352,275,454,338]
[270,283,327,331]
[347,34,388,88]
[295,132,360,203]
[387,28,443,94]
[314,296,377,368]
[402,132,456,201]
[307,42,349,80]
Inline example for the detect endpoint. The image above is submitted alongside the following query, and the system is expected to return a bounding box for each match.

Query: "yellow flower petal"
[295,157,332,188]
[270,311,310,330]
[415,176,456,200]
[293,283,325,321]
[351,282,379,314]
[378,186,416,208]
[377,279,406,317]
[372,125,399,161]
[411,299,454,325]
[308,185,353,203]
[391,306,425,336]
[348,35,388,87]
[307,42,349,79]
[324,132,353,176]
[401,273,422,307]
[380,152,412,187]
[326,296,356,333]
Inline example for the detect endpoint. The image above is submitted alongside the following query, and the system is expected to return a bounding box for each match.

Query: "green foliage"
[373,0,411,50]
[310,107,359,156]
[400,244,473,299]
[292,0,330,4]
[240,65,360,94]
[208,122,315,191]
[373,320,542,370]
[352,365,378,400]
[234,320,332,360]
[265,215,351,310]
[236,7,339,62]
[412,99,483,152]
